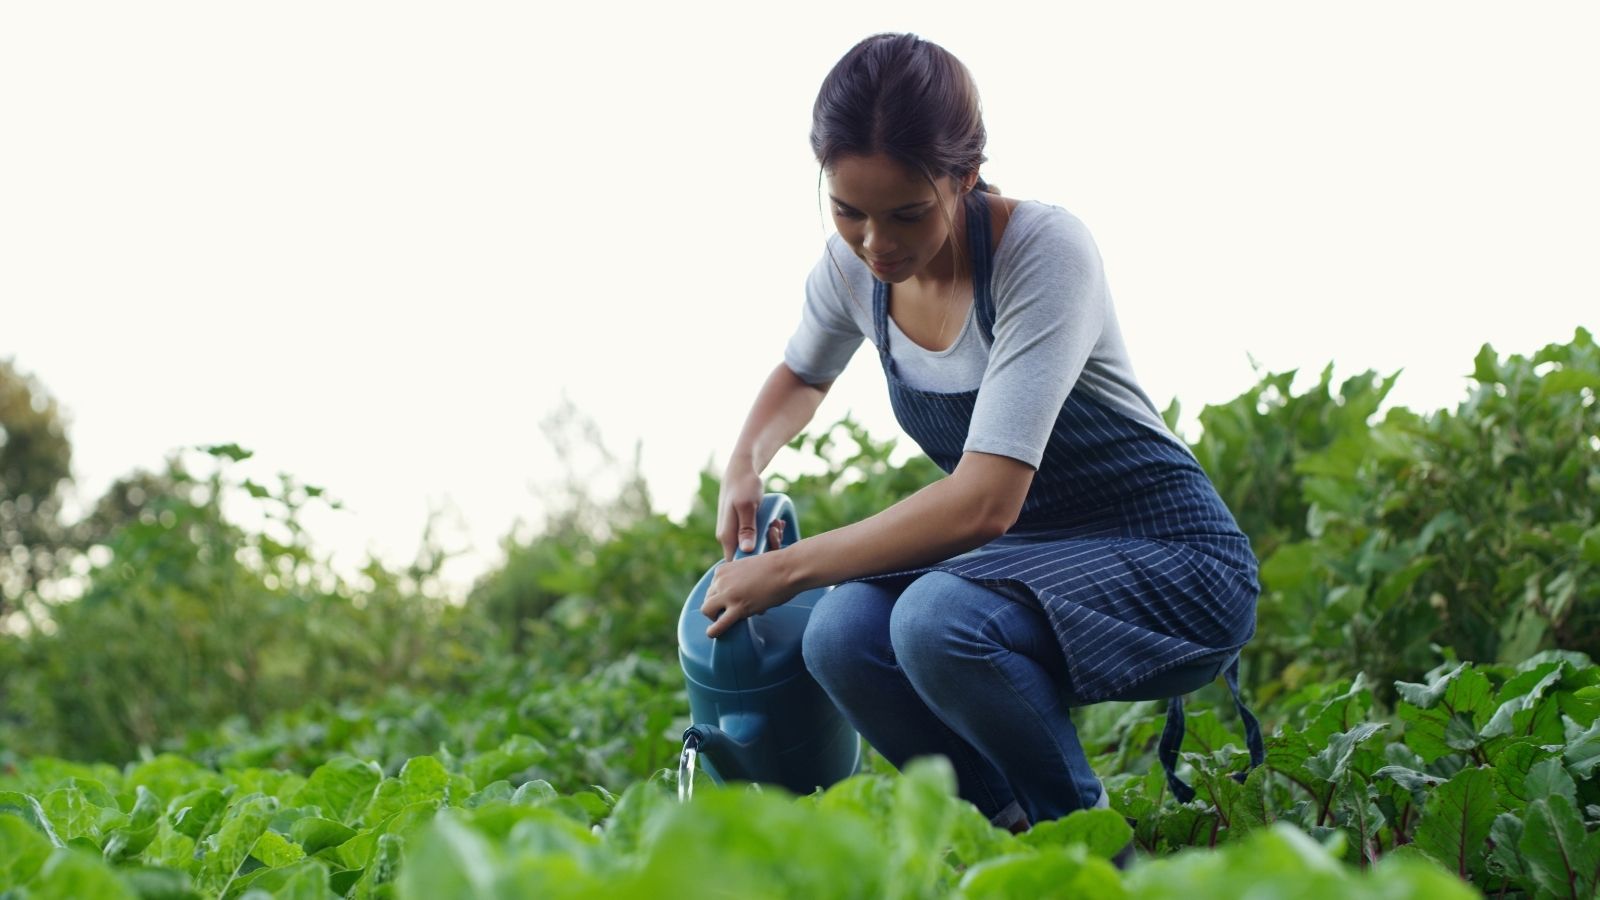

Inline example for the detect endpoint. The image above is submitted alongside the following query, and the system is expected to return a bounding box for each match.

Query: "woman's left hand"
[701,518,794,638]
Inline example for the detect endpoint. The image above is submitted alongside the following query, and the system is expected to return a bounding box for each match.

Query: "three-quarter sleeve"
[783,235,867,386]
[963,208,1108,468]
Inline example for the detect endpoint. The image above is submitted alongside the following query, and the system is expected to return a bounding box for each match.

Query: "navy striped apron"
[844,192,1264,802]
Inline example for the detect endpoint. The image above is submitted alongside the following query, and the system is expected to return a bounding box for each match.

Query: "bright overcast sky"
[3,2,1596,598]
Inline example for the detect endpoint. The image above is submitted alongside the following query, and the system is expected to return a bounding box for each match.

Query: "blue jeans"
[800,571,1230,828]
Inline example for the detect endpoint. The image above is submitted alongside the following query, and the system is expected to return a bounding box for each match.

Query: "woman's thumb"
[737,504,757,552]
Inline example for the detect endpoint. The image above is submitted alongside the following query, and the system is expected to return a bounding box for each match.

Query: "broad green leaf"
[140,817,198,874]
[464,781,513,808]
[945,799,1024,870]
[168,788,228,841]
[127,755,223,804]
[1520,795,1600,900]
[509,780,560,807]
[1302,674,1375,748]
[274,860,334,900]
[100,821,157,864]
[1335,778,1386,868]
[1482,664,1566,739]
[1395,663,1490,712]
[958,846,1124,899]
[249,829,305,867]
[463,736,549,788]
[351,832,404,900]
[102,786,163,863]
[0,790,64,847]
[119,866,197,899]
[393,816,496,899]
[363,757,451,828]
[226,858,331,900]
[631,787,886,897]
[1489,739,1548,809]
[889,756,960,895]
[1485,812,1527,883]
[1522,757,1577,807]
[468,804,597,852]
[1564,716,1600,780]
[199,795,277,894]
[1411,766,1495,880]
[42,783,126,844]
[1372,765,1446,793]
[1539,368,1600,395]
[0,814,52,889]
[25,847,137,900]
[1398,665,1495,763]
[287,816,356,857]
[594,779,674,858]
[1305,723,1387,783]
[1179,709,1244,756]
[337,802,434,870]
[1020,808,1132,859]
[288,758,382,826]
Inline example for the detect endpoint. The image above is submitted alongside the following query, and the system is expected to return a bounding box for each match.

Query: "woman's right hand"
[716,464,778,562]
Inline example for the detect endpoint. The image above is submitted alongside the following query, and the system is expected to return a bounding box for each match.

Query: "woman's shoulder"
[999,199,1092,247]
[993,199,1103,278]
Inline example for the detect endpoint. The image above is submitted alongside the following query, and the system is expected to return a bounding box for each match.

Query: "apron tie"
[1157,654,1265,803]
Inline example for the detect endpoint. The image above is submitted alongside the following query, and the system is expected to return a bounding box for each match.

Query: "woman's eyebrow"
[828,195,935,213]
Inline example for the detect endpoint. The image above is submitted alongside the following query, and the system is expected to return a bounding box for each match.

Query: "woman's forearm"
[774,475,1001,593]
[731,362,833,475]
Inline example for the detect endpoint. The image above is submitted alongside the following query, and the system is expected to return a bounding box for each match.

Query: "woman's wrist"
[725,445,760,478]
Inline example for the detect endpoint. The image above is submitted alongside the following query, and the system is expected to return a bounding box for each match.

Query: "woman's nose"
[862,222,894,256]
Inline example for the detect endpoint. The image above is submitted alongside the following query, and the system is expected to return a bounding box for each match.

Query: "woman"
[699,32,1263,854]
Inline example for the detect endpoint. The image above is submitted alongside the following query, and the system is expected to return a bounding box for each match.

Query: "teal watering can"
[676,493,861,800]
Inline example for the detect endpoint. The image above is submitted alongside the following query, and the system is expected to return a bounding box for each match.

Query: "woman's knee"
[801,581,891,683]
[888,572,998,669]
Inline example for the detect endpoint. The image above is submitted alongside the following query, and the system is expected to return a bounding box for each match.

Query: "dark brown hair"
[811,33,997,195]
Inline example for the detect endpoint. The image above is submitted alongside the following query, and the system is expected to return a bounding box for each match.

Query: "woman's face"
[826,152,967,284]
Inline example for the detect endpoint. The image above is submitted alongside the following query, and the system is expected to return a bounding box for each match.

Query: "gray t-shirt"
[783,200,1188,469]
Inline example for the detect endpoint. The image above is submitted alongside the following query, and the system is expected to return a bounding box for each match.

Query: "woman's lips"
[870,256,907,274]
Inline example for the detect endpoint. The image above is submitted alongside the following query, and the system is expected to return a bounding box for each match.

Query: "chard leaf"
[1520,795,1600,900]
[1020,807,1132,859]
[0,815,53,889]
[1411,766,1496,880]
[888,756,960,893]
[287,758,382,826]
[1522,757,1578,806]
[1373,765,1446,793]
[958,846,1119,898]
[1305,723,1387,783]
[1397,665,1495,763]
[288,816,357,857]
[1482,665,1566,739]
[168,787,228,841]
[1335,778,1385,867]
[463,736,549,788]
[0,791,64,847]
[42,784,126,844]
[249,829,306,867]
[1302,674,1374,747]
[199,794,277,894]
[1564,717,1600,780]
[1485,812,1527,882]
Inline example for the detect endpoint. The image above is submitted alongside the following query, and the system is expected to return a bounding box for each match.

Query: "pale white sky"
[3,2,1595,599]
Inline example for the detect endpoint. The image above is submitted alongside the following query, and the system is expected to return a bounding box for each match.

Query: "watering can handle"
[735,493,801,560]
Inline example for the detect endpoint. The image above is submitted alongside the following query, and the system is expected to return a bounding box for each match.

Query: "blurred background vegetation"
[1,327,1596,780]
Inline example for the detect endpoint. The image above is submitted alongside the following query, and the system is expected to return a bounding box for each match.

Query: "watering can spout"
[684,712,767,783]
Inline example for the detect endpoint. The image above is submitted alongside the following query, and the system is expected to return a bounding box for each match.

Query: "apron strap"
[1157,654,1266,804]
